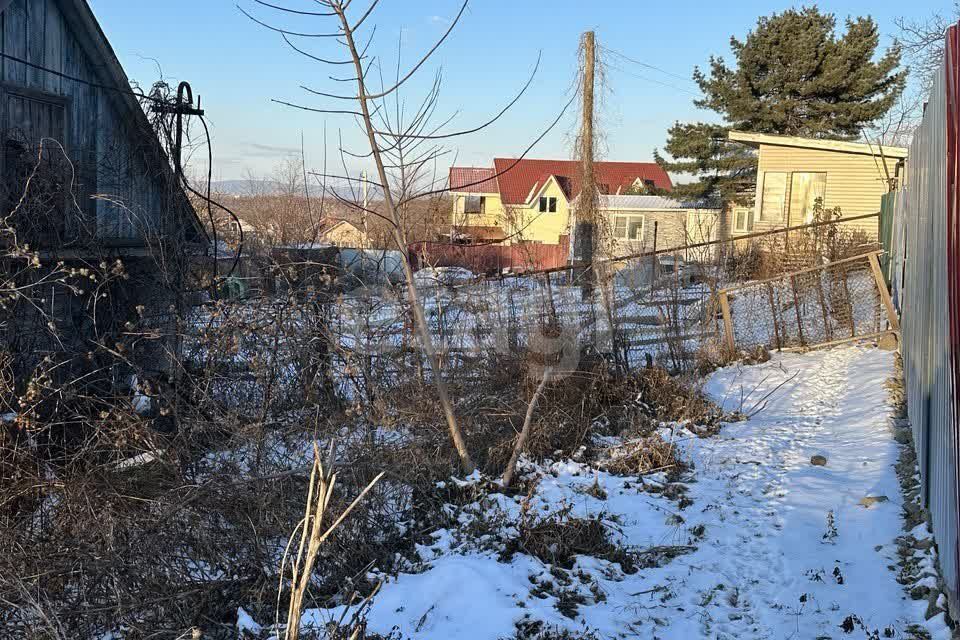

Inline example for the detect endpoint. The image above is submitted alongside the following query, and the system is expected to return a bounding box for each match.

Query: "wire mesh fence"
[186,213,896,408]
[718,251,898,352]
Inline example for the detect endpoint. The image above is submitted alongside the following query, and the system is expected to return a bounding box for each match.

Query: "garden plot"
[280,346,948,639]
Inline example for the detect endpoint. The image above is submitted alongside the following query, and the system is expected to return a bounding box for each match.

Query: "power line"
[0,52,166,104]
[606,61,703,99]
[600,45,699,86]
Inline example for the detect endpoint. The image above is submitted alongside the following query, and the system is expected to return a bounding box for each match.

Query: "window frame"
[759,171,788,222]
[538,196,559,213]
[463,194,485,214]
[733,207,754,234]
[789,171,827,223]
[612,214,646,242]
[0,83,71,146]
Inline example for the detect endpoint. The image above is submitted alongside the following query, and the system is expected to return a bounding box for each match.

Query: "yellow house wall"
[450,192,505,229]
[503,179,570,245]
[751,145,901,237]
[324,222,367,248]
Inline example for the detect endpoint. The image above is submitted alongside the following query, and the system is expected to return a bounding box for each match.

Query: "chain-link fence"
[718,251,898,352]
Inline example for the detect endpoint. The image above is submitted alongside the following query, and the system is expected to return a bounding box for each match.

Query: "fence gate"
[718,250,899,352]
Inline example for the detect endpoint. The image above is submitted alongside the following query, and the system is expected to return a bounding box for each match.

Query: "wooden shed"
[728,131,907,238]
[0,0,206,392]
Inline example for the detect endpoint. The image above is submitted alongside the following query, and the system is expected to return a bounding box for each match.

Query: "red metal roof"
[449,167,499,193]
[492,158,672,205]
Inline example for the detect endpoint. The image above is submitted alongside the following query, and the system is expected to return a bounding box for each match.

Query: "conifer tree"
[657,7,906,202]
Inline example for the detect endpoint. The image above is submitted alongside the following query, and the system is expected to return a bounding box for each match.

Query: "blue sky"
[89,0,946,181]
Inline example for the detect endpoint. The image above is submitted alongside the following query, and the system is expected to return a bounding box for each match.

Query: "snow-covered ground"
[285,346,948,639]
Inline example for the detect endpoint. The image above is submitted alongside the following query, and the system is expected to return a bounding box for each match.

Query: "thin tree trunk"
[502,368,553,488]
[334,4,474,473]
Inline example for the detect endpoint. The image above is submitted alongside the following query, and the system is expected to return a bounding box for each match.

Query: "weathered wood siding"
[749,145,900,237]
[1,0,167,243]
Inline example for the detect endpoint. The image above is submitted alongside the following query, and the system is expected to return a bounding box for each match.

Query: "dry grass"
[502,503,636,574]
[602,435,682,477]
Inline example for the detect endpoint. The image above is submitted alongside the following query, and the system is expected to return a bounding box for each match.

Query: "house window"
[644,179,655,189]
[759,172,788,222]
[789,172,827,223]
[538,196,557,213]
[733,207,754,233]
[613,215,645,242]
[464,195,485,214]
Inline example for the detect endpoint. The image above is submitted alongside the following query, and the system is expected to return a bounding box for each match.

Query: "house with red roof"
[448,158,671,248]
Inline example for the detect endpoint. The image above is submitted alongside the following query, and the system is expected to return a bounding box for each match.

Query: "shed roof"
[728,131,908,159]
[598,195,720,211]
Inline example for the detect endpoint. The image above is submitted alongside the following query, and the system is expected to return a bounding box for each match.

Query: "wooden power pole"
[573,31,597,299]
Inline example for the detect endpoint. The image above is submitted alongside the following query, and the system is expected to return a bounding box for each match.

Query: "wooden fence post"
[719,290,736,353]
[867,251,901,333]
[790,274,806,347]
[765,282,783,351]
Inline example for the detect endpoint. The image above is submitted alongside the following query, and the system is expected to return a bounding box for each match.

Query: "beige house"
[728,131,907,238]
[597,195,721,263]
[319,219,367,248]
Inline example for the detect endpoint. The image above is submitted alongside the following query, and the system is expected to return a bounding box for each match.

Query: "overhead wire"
[0,51,244,285]
[599,44,704,99]
[0,52,167,103]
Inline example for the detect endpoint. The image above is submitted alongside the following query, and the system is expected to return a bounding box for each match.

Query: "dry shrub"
[626,367,723,436]
[603,435,681,477]
[461,355,725,474]
[502,503,635,573]
[507,623,601,640]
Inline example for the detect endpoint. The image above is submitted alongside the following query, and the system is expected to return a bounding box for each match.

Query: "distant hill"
[209,179,282,196]
[210,179,335,197]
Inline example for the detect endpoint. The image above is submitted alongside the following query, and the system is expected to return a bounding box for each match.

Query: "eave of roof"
[728,130,908,159]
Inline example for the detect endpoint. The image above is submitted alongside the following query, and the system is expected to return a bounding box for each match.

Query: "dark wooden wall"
[0,0,170,244]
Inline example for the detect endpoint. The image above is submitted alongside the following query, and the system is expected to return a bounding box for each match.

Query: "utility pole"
[573,31,596,300]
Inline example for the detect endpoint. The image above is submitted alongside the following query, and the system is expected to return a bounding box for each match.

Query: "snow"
[280,345,947,639]
[237,607,263,637]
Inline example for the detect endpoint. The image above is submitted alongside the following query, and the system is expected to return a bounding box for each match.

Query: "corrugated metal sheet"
[598,195,719,210]
[899,23,960,614]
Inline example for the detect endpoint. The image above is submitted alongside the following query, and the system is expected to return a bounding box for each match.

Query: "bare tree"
[896,5,959,92]
[244,0,577,473]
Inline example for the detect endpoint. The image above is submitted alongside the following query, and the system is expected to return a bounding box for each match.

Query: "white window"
[538,196,557,213]
[789,172,827,223]
[759,172,788,222]
[733,207,754,233]
[613,215,645,242]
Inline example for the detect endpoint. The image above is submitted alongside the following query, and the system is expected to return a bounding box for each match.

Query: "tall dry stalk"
[281,443,384,640]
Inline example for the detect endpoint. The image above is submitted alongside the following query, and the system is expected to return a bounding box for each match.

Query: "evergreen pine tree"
[657,7,906,202]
